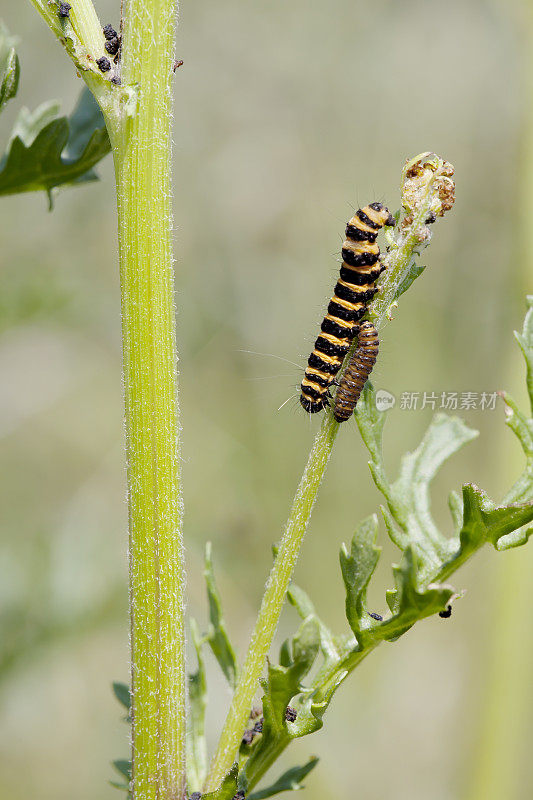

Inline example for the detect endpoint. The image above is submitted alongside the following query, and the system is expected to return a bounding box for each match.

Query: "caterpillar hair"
[333,321,379,423]
[300,203,394,413]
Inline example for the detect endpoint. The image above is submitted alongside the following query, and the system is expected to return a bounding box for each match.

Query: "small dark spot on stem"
[105,37,121,55]
[96,57,112,72]
[285,706,297,722]
[58,2,71,18]
[241,729,254,746]
[439,605,452,619]
[103,24,119,40]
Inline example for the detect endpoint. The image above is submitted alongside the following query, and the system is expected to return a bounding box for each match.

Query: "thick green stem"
[28,0,186,797]
[204,414,340,792]
[112,2,185,799]
[29,1,185,797]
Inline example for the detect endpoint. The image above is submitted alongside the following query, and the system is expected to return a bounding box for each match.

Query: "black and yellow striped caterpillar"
[333,321,379,422]
[299,202,394,414]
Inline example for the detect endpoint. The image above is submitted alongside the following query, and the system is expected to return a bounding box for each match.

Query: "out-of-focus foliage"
[0,22,110,204]
[0,86,111,203]
[0,22,19,112]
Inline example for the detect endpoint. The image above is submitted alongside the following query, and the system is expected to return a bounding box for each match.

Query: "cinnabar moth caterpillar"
[333,321,378,422]
[300,203,394,413]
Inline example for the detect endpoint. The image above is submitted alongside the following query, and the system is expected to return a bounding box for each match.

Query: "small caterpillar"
[300,203,394,413]
[333,321,379,422]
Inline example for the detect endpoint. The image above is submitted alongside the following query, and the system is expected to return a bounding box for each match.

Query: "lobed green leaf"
[340,515,381,642]
[201,765,239,800]
[0,87,110,205]
[248,757,319,800]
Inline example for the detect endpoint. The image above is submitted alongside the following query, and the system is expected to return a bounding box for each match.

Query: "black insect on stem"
[285,706,297,722]
[300,203,394,415]
[439,605,453,619]
[253,719,263,733]
[190,794,202,800]
[369,611,383,621]
[232,792,246,800]
[333,322,379,423]
[103,23,119,40]
[96,56,112,72]
[57,2,71,18]
[105,38,121,56]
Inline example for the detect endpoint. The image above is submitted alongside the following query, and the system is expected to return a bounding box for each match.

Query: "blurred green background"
[1,0,532,798]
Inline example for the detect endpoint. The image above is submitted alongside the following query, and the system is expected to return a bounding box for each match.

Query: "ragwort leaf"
[0,87,110,202]
[248,757,319,800]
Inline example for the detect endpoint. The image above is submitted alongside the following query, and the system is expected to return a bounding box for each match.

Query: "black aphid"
[369,612,383,621]
[103,24,118,40]
[58,2,71,18]
[439,605,452,619]
[105,38,121,55]
[96,57,112,72]
[285,706,297,722]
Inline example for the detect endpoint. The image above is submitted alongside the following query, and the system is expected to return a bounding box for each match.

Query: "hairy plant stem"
[204,413,339,792]
[205,156,447,792]
[29,1,185,797]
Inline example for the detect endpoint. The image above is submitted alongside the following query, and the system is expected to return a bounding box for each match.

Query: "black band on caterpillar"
[333,321,379,422]
[300,203,394,414]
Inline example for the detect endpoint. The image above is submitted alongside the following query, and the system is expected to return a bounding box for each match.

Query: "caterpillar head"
[368,201,396,228]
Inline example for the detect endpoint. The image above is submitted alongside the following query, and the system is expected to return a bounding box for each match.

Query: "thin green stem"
[68,0,103,55]
[27,0,115,106]
[28,0,64,37]
[204,414,340,792]
[205,154,453,792]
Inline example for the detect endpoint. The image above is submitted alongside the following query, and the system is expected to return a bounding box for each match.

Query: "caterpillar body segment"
[333,321,379,422]
[300,202,394,414]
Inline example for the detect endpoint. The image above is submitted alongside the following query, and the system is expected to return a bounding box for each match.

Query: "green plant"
[4,5,533,800]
